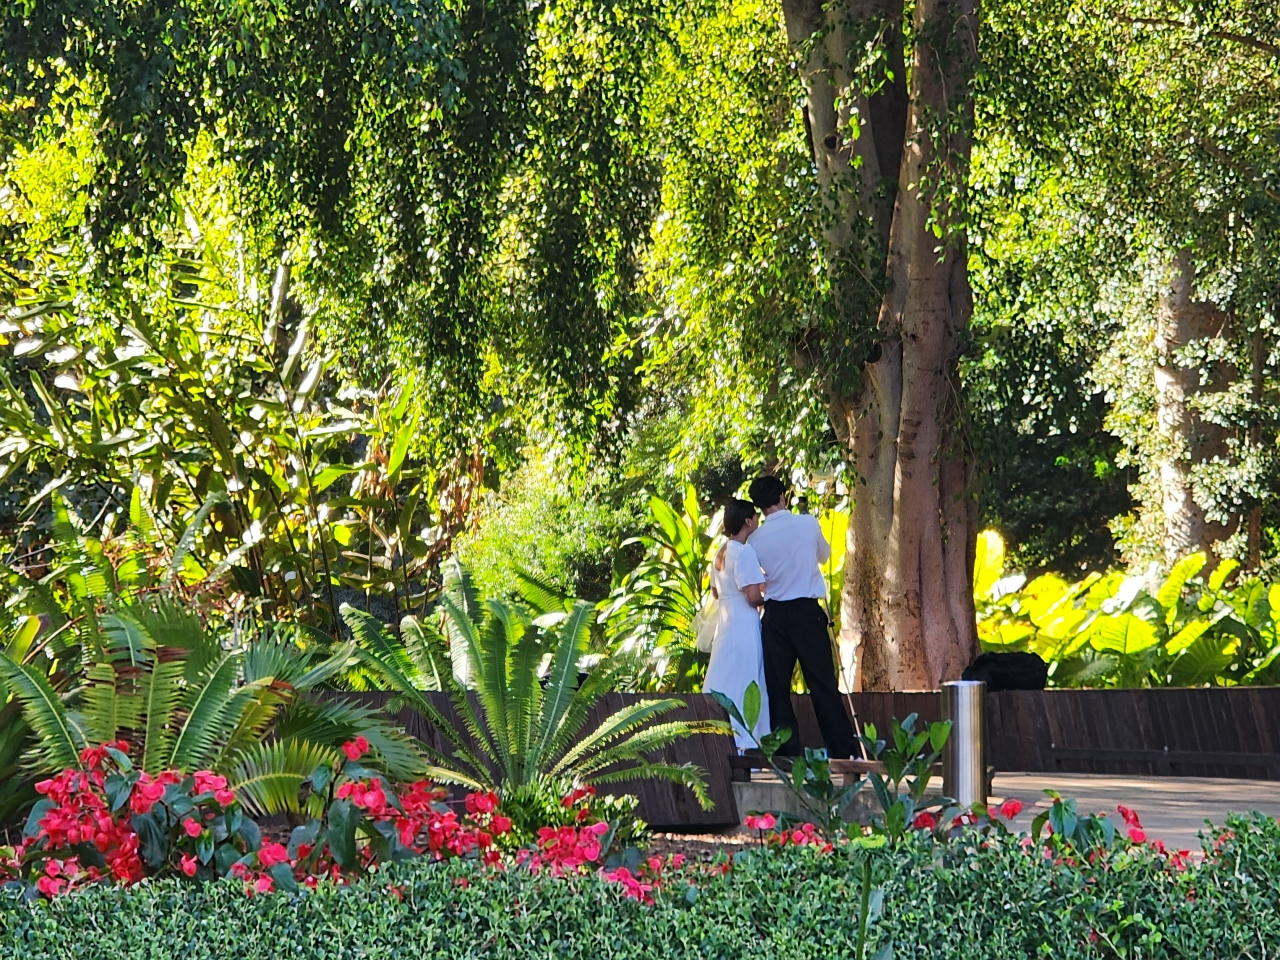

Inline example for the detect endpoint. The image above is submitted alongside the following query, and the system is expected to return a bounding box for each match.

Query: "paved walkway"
[991,773,1280,852]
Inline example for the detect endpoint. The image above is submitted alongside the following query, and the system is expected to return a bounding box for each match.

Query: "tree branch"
[1110,12,1280,58]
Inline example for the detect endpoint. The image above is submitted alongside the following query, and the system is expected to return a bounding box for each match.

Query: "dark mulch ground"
[645,829,761,861]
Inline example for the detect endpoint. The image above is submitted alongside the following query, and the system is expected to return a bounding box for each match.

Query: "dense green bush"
[975,535,1280,687]
[4,815,1278,959]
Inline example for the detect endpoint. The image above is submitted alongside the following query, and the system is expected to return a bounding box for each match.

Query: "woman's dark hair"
[724,498,757,537]
[748,475,786,512]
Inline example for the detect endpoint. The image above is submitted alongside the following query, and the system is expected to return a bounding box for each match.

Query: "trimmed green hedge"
[4,814,1279,959]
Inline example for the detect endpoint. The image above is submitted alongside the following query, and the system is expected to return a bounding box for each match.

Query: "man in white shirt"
[747,476,855,759]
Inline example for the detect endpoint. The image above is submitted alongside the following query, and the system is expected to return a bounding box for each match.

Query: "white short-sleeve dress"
[702,539,771,750]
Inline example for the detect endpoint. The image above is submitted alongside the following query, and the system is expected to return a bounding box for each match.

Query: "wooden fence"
[785,688,1280,781]
[345,686,1280,830]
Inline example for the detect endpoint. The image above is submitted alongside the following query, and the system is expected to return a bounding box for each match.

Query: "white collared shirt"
[746,510,831,601]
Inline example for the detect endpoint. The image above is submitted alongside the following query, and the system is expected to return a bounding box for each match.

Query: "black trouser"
[761,597,855,759]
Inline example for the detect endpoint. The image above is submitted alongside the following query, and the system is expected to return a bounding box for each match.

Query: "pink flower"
[745,813,776,831]
[254,875,274,894]
[342,736,370,761]
[491,815,512,835]
[183,818,202,838]
[213,788,236,806]
[998,799,1023,820]
[180,854,198,877]
[1127,827,1146,844]
[36,875,66,897]
[258,842,289,869]
[1117,804,1142,829]
[465,792,498,815]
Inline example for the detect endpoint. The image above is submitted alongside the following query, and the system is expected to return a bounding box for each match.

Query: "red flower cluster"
[192,771,236,806]
[342,737,371,761]
[520,821,611,875]
[1117,804,1146,844]
[26,760,145,891]
[998,798,1023,820]
[757,821,832,853]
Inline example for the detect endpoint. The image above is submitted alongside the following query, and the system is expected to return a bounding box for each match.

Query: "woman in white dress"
[703,499,771,751]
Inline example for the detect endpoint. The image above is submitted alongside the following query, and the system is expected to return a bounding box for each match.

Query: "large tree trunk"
[1152,249,1237,565]
[782,0,978,691]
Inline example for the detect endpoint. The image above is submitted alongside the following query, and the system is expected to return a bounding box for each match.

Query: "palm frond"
[532,601,594,765]
[168,490,227,583]
[568,721,726,780]
[442,558,482,624]
[507,620,543,776]
[169,651,242,771]
[100,611,152,670]
[550,699,690,773]
[399,615,445,690]
[513,566,569,614]
[0,653,86,769]
[80,662,142,747]
[343,604,491,783]
[215,680,289,768]
[293,641,356,690]
[587,760,714,810]
[279,695,426,782]
[230,739,340,817]
[138,660,185,774]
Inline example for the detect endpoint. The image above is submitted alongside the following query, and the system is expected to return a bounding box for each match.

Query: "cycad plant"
[601,486,717,691]
[345,568,726,816]
[0,599,424,817]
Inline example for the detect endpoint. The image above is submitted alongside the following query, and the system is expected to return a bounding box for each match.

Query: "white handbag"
[693,596,719,653]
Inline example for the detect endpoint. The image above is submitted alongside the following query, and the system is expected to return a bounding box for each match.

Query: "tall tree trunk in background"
[1152,249,1237,565]
[782,0,978,691]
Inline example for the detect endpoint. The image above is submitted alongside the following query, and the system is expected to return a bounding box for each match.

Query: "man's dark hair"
[723,498,757,537]
[748,476,786,512]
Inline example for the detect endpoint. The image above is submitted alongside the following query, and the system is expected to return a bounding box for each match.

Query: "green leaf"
[327,798,360,869]
[1208,559,1240,593]
[387,412,418,481]
[742,681,761,732]
[1089,614,1158,655]
[1157,553,1206,617]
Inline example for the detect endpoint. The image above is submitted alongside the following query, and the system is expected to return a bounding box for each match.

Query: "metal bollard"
[941,680,987,806]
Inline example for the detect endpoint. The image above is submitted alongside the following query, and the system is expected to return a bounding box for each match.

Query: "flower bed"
[3,815,1279,959]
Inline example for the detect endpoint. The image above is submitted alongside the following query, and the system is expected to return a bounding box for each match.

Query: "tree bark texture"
[1152,249,1237,565]
[782,0,978,690]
